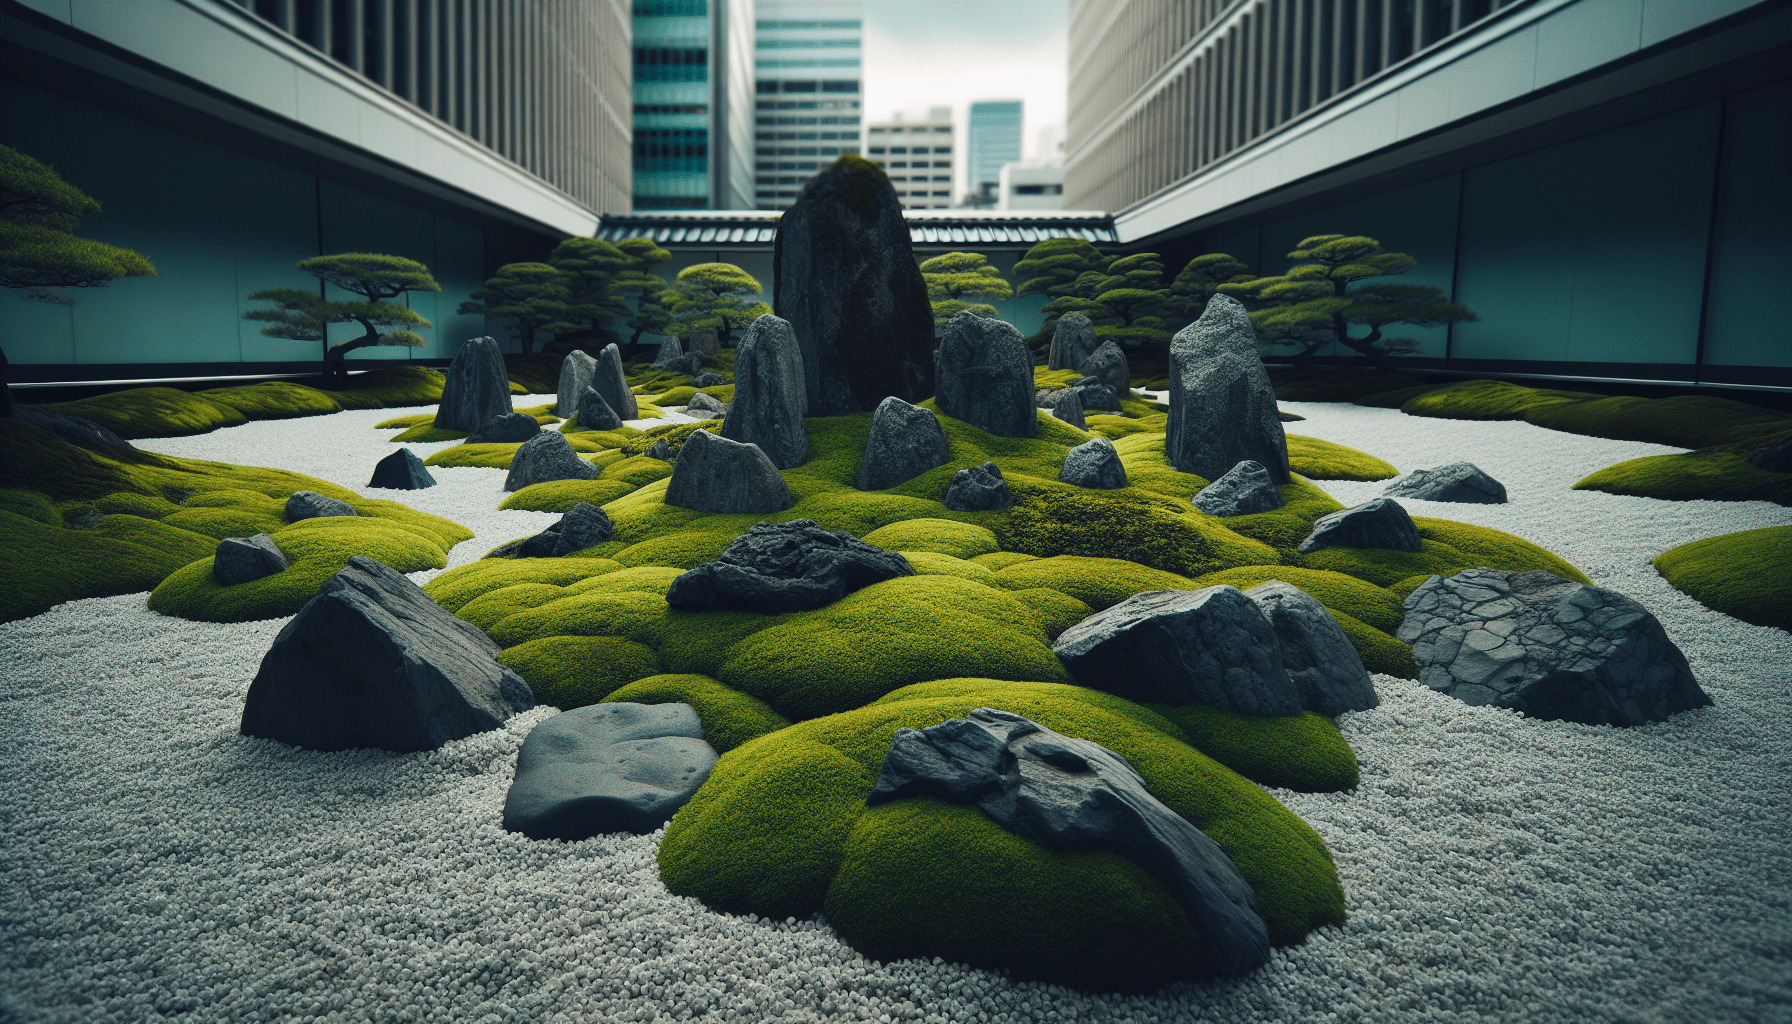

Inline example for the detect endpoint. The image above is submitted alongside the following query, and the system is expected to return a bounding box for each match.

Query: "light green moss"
[610,529,739,569]
[1328,609,1417,679]
[497,635,662,709]
[970,551,1038,571]
[377,412,435,429]
[1574,451,1792,506]
[32,387,248,439]
[602,455,677,487]
[322,365,443,409]
[1187,566,1405,633]
[1285,434,1399,481]
[988,555,1194,610]
[0,488,57,524]
[423,557,628,614]
[0,510,217,622]
[1653,525,1792,632]
[601,673,792,752]
[83,490,185,520]
[1147,704,1359,793]
[861,518,999,558]
[1085,415,1161,440]
[1214,476,1349,557]
[497,477,641,512]
[994,483,1279,579]
[390,422,469,443]
[899,551,997,585]
[1003,586,1093,641]
[195,382,342,420]
[1300,518,1590,589]
[1398,379,1600,421]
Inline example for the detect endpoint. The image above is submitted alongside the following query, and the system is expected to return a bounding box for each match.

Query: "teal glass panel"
[0,81,78,364]
[1454,143,1584,362]
[319,179,439,362]
[1702,79,1792,368]
[431,217,490,360]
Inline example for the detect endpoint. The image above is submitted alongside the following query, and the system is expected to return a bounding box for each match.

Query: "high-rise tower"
[865,107,955,210]
[966,99,1024,206]
[633,0,756,210]
[753,0,864,209]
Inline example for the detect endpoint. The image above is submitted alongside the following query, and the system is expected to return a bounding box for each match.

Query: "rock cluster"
[594,343,639,420]
[515,502,614,558]
[504,431,602,491]
[1384,462,1508,503]
[942,461,1010,511]
[858,396,950,490]
[686,392,728,418]
[503,702,717,840]
[285,491,356,522]
[1079,340,1129,398]
[666,519,913,613]
[934,312,1036,438]
[720,313,808,469]
[577,387,623,431]
[1247,581,1379,716]
[213,533,287,586]
[555,350,598,417]
[368,448,436,490]
[1193,460,1282,516]
[662,429,794,514]
[1298,498,1421,554]
[1165,296,1290,484]
[435,336,510,432]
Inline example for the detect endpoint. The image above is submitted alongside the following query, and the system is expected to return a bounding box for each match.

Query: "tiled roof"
[595,210,1118,248]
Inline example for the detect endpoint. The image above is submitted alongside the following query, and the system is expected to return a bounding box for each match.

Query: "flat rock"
[868,707,1270,977]
[1398,568,1712,726]
[935,312,1037,438]
[576,386,623,431]
[1384,462,1508,503]
[1077,340,1130,398]
[1047,313,1096,372]
[1298,497,1421,553]
[1050,388,1086,430]
[368,447,436,490]
[213,532,287,586]
[942,461,1011,511]
[686,392,728,418]
[14,406,136,453]
[662,429,795,514]
[1052,586,1302,715]
[1746,435,1792,473]
[435,336,511,432]
[857,396,950,490]
[1193,460,1282,516]
[1060,436,1127,489]
[719,313,808,468]
[593,343,639,420]
[241,556,535,752]
[517,502,614,558]
[466,411,541,444]
[666,518,914,613]
[1244,581,1378,715]
[693,372,727,388]
[555,350,598,417]
[504,431,602,491]
[503,702,717,840]
[1166,296,1291,484]
[285,490,357,522]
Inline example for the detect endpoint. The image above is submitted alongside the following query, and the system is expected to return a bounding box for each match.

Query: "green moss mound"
[861,518,999,558]
[423,557,628,614]
[659,678,1344,992]
[1285,435,1399,481]
[1398,379,1601,421]
[0,510,217,622]
[377,412,435,430]
[1002,587,1094,640]
[195,381,343,420]
[1523,394,1791,450]
[1653,526,1792,632]
[390,422,468,443]
[1187,566,1405,633]
[1216,477,1349,557]
[497,477,641,513]
[1149,704,1359,792]
[995,484,1278,578]
[1302,517,1590,589]
[1326,609,1417,679]
[601,673,792,752]
[33,388,248,439]
[1575,451,1792,506]
[498,636,663,709]
[988,555,1195,610]
[898,550,996,584]
[322,365,444,409]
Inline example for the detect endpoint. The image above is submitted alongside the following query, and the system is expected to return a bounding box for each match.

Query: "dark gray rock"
[1746,435,1792,473]
[1071,379,1122,411]
[1060,436,1127,489]
[594,343,639,420]
[1166,296,1291,484]
[668,352,707,376]
[1384,462,1508,504]
[368,447,436,490]
[1298,497,1422,554]
[435,336,511,432]
[1397,568,1713,726]
[1052,586,1302,715]
[645,438,675,462]
[466,411,541,444]
[285,490,357,523]
[662,429,795,514]
[1244,581,1378,715]
[666,518,914,614]
[720,313,808,469]
[241,556,535,752]
[555,350,598,417]
[14,406,136,453]
[686,392,728,418]
[693,372,727,388]
[650,337,683,367]
[857,396,950,490]
[684,331,720,357]
[935,312,1037,438]
[942,461,1011,512]
[868,707,1270,977]
[1078,340,1130,398]
[1193,460,1282,517]
[1050,388,1086,430]
[772,156,936,416]
[504,430,603,491]
[517,502,614,558]
[576,386,623,431]
[504,702,717,839]
[213,532,287,586]
[1047,313,1096,372]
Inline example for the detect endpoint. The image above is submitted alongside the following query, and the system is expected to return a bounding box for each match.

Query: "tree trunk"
[321,325,381,390]
[1338,326,1394,372]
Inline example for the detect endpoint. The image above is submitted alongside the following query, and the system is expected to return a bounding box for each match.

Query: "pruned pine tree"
[919,251,1013,329]
[612,237,676,345]
[458,262,569,357]
[1169,253,1255,329]
[246,253,440,390]
[1087,252,1180,351]
[1015,236,1112,347]
[545,237,633,341]
[0,144,155,306]
[662,262,770,348]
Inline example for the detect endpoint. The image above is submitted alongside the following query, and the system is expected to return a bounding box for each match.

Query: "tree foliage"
[919,251,1013,328]
[545,237,633,337]
[459,261,570,355]
[0,144,155,304]
[612,237,675,344]
[661,262,770,347]
[246,253,440,389]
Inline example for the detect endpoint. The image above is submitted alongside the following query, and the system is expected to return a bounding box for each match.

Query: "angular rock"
[650,336,683,367]
[1078,340,1130,398]
[645,438,675,462]
[1193,460,1282,517]
[213,532,287,586]
[934,312,1037,438]
[1746,435,1792,473]
[942,461,1011,512]
[661,429,795,514]
[367,447,436,490]
[1050,388,1086,430]
[466,411,541,444]
[435,336,511,432]
[719,313,808,469]
[684,332,720,357]
[868,707,1270,977]
[1298,497,1421,554]
[686,392,728,418]
[516,502,614,558]
[1047,312,1096,372]
[772,156,935,416]
[1074,380,1122,412]
[504,702,717,840]
[555,350,598,417]
[504,430,602,491]
[1397,568,1713,726]
[1059,436,1127,489]
[1052,586,1302,715]
[666,518,914,613]
[669,352,707,376]
[693,372,727,388]
[1384,462,1508,504]
[241,556,535,752]
[857,396,950,491]
[13,406,136,453]
[593,343,639,420]
[285,490,357,523]
[1244,581,1378,715]
[576,386,623,431]
[1166,295,1291,484]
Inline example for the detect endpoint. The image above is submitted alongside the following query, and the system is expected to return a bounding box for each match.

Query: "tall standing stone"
[1078,340,1130,398]
[1048,313,1096,372]
[1166,295,1290,484]
[593,343,638,420]
[720,313,808,469]
[435,336,511,431]
[934,312,1037,438]
[555,350,598,417]
[772,155,936,416]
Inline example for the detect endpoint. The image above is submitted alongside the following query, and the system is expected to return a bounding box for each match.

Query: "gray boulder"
[504,430,602,491]
[686,392,728,418]
[516,502,614,558]
[466,411,541,444]
[1072,379,1122,412]
[650,337,683,367]
[1047,313,1096,372]
[1165,296,1290,483]
[435,336,511,432]
[1244,581,1378,715]
[504,702,717,840]
[285,490,357,523]
[368,448,436,490]
[1193,460,1282,517]
[576,386,623,431]
[241,556,535,752]
[213,533,287,586]
[869,707,1270,977]
[1748,436,1792,472]
[1060,436,1127,489]
[1298,497,1422,554]
[942,461,1011,512]
[1050,388,1086,430]
[1397,568,1713,726]
[14,406,136,453]
[693,372,727,388]
[594,343,639,420]
[857,396,950,490]
[684,332,720,357]
[555,350,598,417]
[1052,586,1302,715]
[662,429,795,514]
[935,312,1037,439]
[645,438,675,462]
[720,313,808,469]
[666,519,914,614]
[1078,340,1130,398]
[1384,462,1508,504]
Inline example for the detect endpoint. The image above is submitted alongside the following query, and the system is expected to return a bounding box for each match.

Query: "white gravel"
[3,395,1790,1024]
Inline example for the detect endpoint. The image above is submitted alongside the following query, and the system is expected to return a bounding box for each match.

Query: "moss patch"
[1301,517,1590,589]
[497,477,641,513]
[497,636,663,709]
[1398,379,1602,421]
[423,557,628,614]
[995,483,1278,579]
[195,382,343,420]
[1653,526,1792,632]
[988,555,1194,610]
[1285,435,1399,481]
[861,518,999,558]
[1187,566,1405,633]
[1574,451,1792,506]
[601,673,792,752]
[1147,704,1359,793]
[0,510,217,622]
[32,388,248,439]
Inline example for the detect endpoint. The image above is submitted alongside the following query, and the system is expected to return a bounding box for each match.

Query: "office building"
[753,0,864,209]
[865,108,955,210]
[633,0,756,210]
[965,99,1023,206]
[997,164,1065,211]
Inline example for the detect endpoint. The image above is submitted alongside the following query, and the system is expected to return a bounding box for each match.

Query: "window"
[890,147,907,154]
[931,175,949,182]
[892,161,907,168]
[932,146,952,154]
[820,80,860,93]
[634,47,708,83]
[634,128,708,172]
[869,127,886,135]
[932,161,951,168]
[637,0,707,14]
[931,190,950,197]
[868,147,885,154]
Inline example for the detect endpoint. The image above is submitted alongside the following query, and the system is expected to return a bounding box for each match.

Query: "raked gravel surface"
[3,393,1790,1024]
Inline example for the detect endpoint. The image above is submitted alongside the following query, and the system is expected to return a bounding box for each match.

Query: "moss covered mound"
[1396,379,1600,421]
[498,635,663,709]
[1653,526,1792,632]
[601,674,792,752]
[1301,517,1589,589]
[1285,435,1399,481]
[322,365,444,409]
[995,484,1278,578]
[1574,451,1792,506]
[1148,704,1359,792]
[987,555,1194,610]
[194,382,343,420]
[33,388,249,439]
[658,678,1345,992]
[0,509,217,622]
[1187,566,1404,633]
[861,518,999,558]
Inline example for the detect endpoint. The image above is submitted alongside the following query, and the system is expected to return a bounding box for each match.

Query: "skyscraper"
[633,0,756,210]
[966,100,1023,206]
[864,107,955,210]
[753,0,864,209]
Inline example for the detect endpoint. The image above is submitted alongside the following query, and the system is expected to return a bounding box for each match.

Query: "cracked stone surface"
[1383,461,1508,503]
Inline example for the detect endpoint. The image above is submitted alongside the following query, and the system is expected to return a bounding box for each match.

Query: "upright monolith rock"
[720,313,808,469]
[935,312,1037,438]
[594,343,638,420]
[436,336,511,431]
[1166,295,1290,483]
[555,350,599,417]
[576,386,623,431]
[662,429,795,514]
[651,337,683,368]
[772,155,936,415]
[858,396,950,490]
[1048,313,1096,372]
[1079,340,1130,398]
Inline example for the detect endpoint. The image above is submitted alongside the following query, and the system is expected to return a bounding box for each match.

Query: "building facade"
[997,164,1065,211]
[753,0,864,209]
[632,0,756,210]
[865,108,955,210]
[965,99,1023,205]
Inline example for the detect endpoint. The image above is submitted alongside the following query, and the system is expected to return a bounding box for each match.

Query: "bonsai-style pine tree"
[612,237,676,345]
[919,251,1013,329]
[545,237,633,342]
[245,253,440,390]
[1222,235,1477,370]
[662,262,770,348]
[459,262,571,357]
[1015,236,1112,346]
[0,144,156,307]
[1086,252,1180,352]
[1169,252,1255,327]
